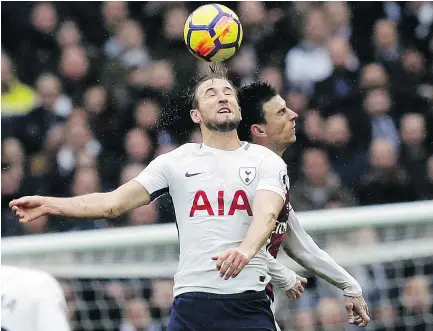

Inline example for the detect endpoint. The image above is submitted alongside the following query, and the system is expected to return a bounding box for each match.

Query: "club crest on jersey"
[239,167,256,185]
[279,169,289,193]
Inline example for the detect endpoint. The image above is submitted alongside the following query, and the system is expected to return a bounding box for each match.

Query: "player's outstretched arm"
[9,180,151,223]
[266,251,307,300]
[282,209,370,327]
[213,189,284,279]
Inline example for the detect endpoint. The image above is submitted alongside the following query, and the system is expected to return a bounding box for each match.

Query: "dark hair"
[188,63,236,109]
[237,81,278,141]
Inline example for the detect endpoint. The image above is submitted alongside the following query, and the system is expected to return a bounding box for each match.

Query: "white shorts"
[268,294,281,331]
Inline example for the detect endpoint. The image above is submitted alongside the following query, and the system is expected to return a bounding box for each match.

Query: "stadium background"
[1,1,432,331]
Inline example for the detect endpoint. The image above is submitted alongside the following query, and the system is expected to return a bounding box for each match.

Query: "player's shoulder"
[2,265,61,290]
[2,266,64,300]
[155,143,200,160]
[246,143,284,160]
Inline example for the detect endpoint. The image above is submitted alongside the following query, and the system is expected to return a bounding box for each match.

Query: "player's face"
[191,78,241,132]
[261,95,298,145]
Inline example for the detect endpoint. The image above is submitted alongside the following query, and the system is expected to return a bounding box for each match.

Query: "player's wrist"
[343,282,363,297]
[237,244,254,262]
[42,197,58,216]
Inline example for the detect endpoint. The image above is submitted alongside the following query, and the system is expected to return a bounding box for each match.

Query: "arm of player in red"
[266,251,308,300]
[9,180,152,223]
[282,209,370,327]
[212,189,285,279]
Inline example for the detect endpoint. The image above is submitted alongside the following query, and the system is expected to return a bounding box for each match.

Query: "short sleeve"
[133,155,170,201]
[256,153,289,202]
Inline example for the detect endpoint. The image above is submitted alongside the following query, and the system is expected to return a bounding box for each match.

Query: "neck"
[201,129,242,151]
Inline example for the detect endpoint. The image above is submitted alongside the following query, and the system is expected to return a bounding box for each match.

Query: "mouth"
[217,107,232,114]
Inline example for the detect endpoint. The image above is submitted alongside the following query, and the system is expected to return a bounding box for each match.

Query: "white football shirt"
[1,266,70,331]
[134,142,288,296]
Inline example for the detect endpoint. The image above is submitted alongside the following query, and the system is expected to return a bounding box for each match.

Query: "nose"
[289,109,298,120]
[217,91,229,104]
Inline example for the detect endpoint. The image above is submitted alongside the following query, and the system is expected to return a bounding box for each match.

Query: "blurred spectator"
[373,19,402,72]
[358,138,417,205]
[324,114,368,187]
[150,279,174,328]
[17,2,60,84]
[229,45,258,87]
[259,66,284,94]
[124,128,154,164]
[290,148,357,211]
[284,8,332,93]
[362,87,400,149]
[316,297,345,331]
[312,36,359,115]
[359,63,390,90]
[129,204,159,226]
[1,53,38,117]
[2,2,433,331]
[399,113,429,190]
[102,1,129,36]
[398,275,433,331]
[120,298,162,331]
[14,73,69,156]
[120,163,146,185]
[59,46,97,103]
[323,2,352,40]
[56,21,82,49]
[105,20,150,70]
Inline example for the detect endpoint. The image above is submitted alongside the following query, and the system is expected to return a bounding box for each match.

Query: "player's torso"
[170,143,260,241]
[167,143,272,295]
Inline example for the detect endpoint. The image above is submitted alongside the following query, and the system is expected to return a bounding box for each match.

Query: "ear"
[251,124,266,138]
[190,109,201,124]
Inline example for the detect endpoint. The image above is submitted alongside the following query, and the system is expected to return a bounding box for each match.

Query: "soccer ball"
[184,4,243,62]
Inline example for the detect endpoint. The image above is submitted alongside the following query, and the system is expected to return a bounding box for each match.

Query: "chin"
[287,135,297,144]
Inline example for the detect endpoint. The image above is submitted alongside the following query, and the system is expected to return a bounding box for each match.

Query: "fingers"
[9,198,27,208]
[217,250,238,277]
[213,249,249,279]
[224,253,243,280]
[213,251,231,271]
[299,277,308,286]
[355,306,370,327]
[345,302,355,324]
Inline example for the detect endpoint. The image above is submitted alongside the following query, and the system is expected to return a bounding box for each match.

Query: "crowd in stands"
[2,2,432,331]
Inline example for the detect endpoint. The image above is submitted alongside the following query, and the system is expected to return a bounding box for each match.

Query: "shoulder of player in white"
[2,265,63,297]
[247,143,281,157]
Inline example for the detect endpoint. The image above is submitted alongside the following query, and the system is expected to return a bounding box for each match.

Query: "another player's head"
[238,82,298,155]
[189,64,241,133]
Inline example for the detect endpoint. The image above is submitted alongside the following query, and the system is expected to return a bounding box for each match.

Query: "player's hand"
[285,275,308,300]
[344,295,370,327]
[9,196,48,223]
[212,248,251,280]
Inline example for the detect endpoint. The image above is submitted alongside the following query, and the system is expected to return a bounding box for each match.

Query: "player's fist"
[285,275,307,300]
[344,295,370,327]
[212,248,251,280]
[9,196,48,223]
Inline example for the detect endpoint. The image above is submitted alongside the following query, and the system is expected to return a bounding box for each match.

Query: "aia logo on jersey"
[239,167,256,185]
[189,190,252,217]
